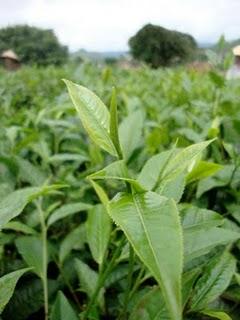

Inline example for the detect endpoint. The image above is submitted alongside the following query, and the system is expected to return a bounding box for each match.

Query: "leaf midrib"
[132,194,174,318]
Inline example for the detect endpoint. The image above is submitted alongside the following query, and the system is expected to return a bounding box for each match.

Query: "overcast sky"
[0,0,239,51]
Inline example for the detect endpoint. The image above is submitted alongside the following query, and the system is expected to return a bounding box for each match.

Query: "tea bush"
[0,63,240,319]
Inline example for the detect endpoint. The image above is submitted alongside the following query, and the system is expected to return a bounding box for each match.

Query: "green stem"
[84,237,125,319]
[57,262,82,310]
[37,199,49,320]
[118,246,135,320]
[129,265,145,299]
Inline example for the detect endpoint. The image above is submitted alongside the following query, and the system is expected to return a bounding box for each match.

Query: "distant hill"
[198,42,214,49]
[71,49,127,62]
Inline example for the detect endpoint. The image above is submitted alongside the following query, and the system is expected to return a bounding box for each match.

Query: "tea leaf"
[191,251,236,311]
[63,79,117,156]
[50,291,78,320]
[47,202,92,227]
[109,191,183,320]
[0,268,31,314]
[87,204,111,265]
[75,258,104,309]
[15,236,46,278]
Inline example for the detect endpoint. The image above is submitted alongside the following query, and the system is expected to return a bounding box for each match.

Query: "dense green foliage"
[0,62,240,319]
[129,24,197,67]
[0,25,68,65]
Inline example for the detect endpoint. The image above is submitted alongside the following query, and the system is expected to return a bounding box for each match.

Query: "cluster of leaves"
[0,62,240,320]
[0,25,68,66]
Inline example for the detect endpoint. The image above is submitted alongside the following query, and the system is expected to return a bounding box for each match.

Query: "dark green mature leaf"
[50,291,78,320]
[87,204,111,265]
[129,287,170,320]
[63,79,117,156]
[15,236,46,278]
[75,258,104,309]
[59,224,86,264]
[0,268,31,314]
[0,185,64,229]
[119,110,144,160]
[105,264,139,288]
[197,165,234,198]
[3,278,59,320]
[181,206,223,231]
[182,269,200,308]
[184,228,240,262]
[191,251,236,311]
[0,187,42,229]
[109,191,183,320]
[47,202,92,227]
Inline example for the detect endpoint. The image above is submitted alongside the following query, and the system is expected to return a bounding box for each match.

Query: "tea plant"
[0,64,239,319]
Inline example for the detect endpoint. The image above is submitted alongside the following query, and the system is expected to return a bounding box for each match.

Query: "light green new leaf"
[186,160,223,184]
[184,227,240,262]
[129,286,170,320]
[201,310,232,320]
[109,191,183,320]
[59,224,86,264]
[110,87,123,158]
[47,202,92,227]
[119,110,144,160]
[75,258,104,309]
[50,291,78,320]
[0,268,31,314]
[137,150,174,190]
[15,236,46,278]
[163,140,214,180]
[89,180,109,207]
[191,251,236,311]
[63,79,117,156]
[138,140,213,192]
[87,204,111,264]
[0,185,64,229]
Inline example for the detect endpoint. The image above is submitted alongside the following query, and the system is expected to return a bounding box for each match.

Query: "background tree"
[0,25,68,66]
[129,24,197,68]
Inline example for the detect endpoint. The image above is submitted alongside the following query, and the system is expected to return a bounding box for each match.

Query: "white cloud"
[0,0,239,51]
